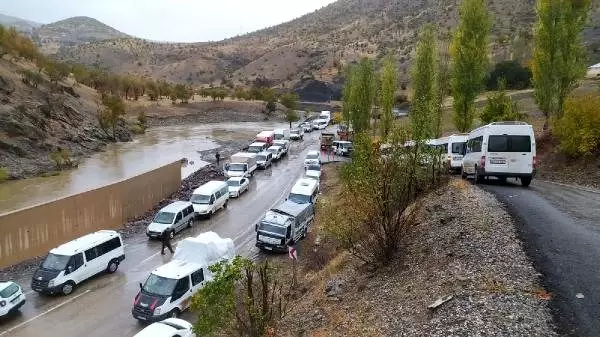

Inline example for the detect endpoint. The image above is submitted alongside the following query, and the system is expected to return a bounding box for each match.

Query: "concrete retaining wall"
[0,161,181,268]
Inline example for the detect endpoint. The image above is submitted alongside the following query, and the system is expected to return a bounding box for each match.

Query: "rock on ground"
[280,179,557,337]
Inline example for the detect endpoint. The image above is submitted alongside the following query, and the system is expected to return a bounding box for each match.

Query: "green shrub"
[50,148,72,169]
[553,94,600,156]
[128,123,145,134]
[0,167,8,183]
[480,80,527,124]
[486,60,532,90]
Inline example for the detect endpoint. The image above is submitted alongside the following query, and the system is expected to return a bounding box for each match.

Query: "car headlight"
[48,279,55,287]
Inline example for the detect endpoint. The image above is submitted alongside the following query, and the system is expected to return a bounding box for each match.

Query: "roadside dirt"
[278,167,556,336]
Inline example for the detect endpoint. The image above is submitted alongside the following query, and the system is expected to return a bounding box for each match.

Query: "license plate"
[264,246,272,250]
[136,315,146,320]
[490,160,506,164]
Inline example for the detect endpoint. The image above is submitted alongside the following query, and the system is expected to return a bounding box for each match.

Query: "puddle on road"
[0,121,286,213]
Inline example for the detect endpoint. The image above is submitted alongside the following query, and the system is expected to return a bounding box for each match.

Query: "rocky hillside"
[0,56,131,179]
[34,16,129,54]
[0,13,41,33]
[50,0,600,90]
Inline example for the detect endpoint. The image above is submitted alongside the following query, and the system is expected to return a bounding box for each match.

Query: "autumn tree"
[480,79,527,124]
[533,0,591,131]
[379,55,397,139]
[342,58,375,133]
[411,24,438,141]
[280,92,300,128]
[451,0,491,132]
[97,95,126,139]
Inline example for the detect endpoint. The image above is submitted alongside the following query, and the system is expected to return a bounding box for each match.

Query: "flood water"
[0,121,285,214]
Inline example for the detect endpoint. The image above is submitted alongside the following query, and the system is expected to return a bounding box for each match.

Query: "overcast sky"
[2,0,338,42]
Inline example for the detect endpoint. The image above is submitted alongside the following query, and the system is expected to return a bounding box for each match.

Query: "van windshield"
[306,164,321,171]
[190,194,210,205]
[288,193,311,204]
[256,154,267,161]
[452,142,466,154]
[42,253,70,271]
[227,180,240,187]
[228,163,246,171]
[142,274,177,297]
[153,212,175,224]
[274,134,284,140]
[248,146,263,153]
[258,222,286,236]
[488,135,531,152]
[306,153,319,160]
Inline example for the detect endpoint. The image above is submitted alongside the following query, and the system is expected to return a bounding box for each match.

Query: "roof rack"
[489,121,529,125]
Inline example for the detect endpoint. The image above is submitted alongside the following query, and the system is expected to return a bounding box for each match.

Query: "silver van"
[146,201,196,239]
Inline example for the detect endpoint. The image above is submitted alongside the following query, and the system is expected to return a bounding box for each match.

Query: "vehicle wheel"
[169,309,180,318]
[521,177,532,187]
[498,176,508,184]
[223,200,228,209]
[473,167,482,184]
[461,168,467,179]
[107,260,119,273]
[187,219,193,228]
[62,281,75,295]
[169,230,175,239]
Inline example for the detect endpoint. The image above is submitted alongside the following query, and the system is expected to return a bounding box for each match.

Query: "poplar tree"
[411,24,438,141]
[451,0,491,133]
[533,0,591,131]
[380,55,398,139]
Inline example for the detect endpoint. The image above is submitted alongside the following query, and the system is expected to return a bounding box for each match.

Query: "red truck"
[255,131,275,146]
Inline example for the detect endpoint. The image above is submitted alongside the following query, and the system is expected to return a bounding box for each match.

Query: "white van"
[247,142,268,154]
[288,178,319,205]
[256,151,273,169]
[304,150,321,167]
[132,232,234,322]
[31,230,125,295]
[462,122,537,186]
[274,129,290,140]
[146,201,196,239]
[437,134,468,171]
[190,181,229,218]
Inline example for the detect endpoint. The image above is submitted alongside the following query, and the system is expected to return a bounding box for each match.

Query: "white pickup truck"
[224,152,257,178]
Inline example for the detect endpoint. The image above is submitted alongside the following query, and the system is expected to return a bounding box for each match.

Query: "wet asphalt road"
[482,179,600,337]
[0,127,328,337]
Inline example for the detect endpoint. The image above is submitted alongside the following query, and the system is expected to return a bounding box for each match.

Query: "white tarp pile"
[173,231,235,266]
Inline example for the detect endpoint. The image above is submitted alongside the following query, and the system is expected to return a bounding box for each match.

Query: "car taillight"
[0,300,6,307]
[533,156,538,169]
[134,293,140,305]
[479,156,486,169]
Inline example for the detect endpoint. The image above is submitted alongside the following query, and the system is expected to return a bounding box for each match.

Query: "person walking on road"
[215,151,221,166]
[161,230,174,255]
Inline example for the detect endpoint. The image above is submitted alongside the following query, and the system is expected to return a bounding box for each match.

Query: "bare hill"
[35,16,130,54]
[52,0,600,89]
[0,13,41,33]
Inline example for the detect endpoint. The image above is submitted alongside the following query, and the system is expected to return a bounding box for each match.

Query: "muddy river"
[0,121,286,214]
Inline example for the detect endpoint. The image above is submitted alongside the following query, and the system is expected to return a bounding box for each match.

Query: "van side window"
[215,190,221,198]
[468,136,483,153]
[70,253,84,270]
[175,212,183,222]
[172,277,190,299]
[97,237,122,256]
[85,247,98,261]
[191,269,204,286]
[210,195,215,204]
[184,206,193,216]
[221,186,228,196]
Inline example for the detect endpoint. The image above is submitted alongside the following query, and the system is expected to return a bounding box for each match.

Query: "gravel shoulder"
[280,176,556,336]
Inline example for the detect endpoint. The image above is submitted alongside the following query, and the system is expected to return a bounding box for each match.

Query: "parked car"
[273,139,290,155]
[333,140,353,156]
[461,121,536,186]
[256,151,273,169]
[305,164,322,179]
[290,128,304,140]
[227,177,250,198]
[274,128,290,140]
[304,150,321,167]
[0,281,26,318]
[133,318,196,337]
[31,230,125,295]
[288,178,319,205]
[133,232,234,323]
[247,142,268,154]
[267,145,284,160]
[147,201,196,239]
[301,122,313,133]
[190,181,229,218]
[255,200,315,252]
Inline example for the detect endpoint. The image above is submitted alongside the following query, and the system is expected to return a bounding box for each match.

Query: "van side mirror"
[139,282,143,290]
[66,265,73,274]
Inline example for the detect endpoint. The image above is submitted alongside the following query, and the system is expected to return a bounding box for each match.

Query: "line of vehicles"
[1,115,334,337]
[409,121,537,187]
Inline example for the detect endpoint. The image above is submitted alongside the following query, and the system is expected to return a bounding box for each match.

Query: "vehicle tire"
[187,219,193,228]
[521,177,532,187]
[169,309,180,318]
[473,166,482,184]
[61,281,75,296]
[107,260,119,274]
[169,230,175,240]
[223,200,228,209]
[461,168,467,180]
[498,176,508,184]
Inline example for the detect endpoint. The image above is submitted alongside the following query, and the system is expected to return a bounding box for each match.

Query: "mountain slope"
[0,13,41,32]
[53,0,600,87]
[35,16,130,54]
